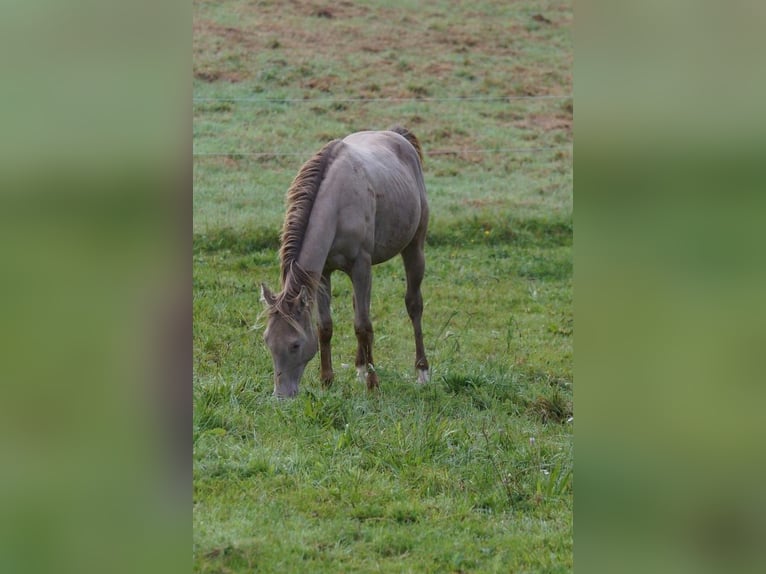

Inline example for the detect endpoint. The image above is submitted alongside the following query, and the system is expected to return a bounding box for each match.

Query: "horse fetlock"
[366,370,380,391]
[321,371,334,388]
[356,363,378,388]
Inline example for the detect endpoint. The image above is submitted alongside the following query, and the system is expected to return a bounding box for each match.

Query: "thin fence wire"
[193,94,572,104]
[192,145,571,158]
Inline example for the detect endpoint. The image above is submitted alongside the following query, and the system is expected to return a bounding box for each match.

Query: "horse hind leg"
[401,236,430,383]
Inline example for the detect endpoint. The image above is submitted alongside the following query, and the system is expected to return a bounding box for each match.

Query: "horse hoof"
[366,371,379,391]
[417,369,430,384]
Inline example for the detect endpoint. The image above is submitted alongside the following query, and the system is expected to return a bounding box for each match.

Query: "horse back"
[338,131,428,263]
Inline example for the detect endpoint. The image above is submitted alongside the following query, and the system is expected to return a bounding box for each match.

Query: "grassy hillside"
[194,1,572,571]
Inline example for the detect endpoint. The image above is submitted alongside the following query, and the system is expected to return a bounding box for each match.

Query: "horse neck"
[294,191,338,278]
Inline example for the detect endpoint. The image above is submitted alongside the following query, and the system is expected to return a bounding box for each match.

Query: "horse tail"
[388,125,424,166]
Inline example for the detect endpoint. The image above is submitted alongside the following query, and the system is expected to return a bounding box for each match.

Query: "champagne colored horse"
[261,126,430,398]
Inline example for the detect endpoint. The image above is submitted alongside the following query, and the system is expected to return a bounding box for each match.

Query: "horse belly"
[371,194,421,264]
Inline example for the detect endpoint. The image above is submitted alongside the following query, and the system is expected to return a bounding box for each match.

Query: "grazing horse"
[260,126,430,398]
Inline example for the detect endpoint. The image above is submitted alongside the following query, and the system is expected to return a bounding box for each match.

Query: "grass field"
[194,0,572,571]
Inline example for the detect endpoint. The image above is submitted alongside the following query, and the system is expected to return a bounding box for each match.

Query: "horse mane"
[280,138,343,281]
[275,138,342,313]
[264,257,318,335]
[388,125,424,165]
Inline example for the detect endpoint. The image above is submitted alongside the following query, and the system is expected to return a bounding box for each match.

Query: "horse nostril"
[276,371,282,377]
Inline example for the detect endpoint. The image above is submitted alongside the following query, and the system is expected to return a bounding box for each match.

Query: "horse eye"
[289,342,300,352]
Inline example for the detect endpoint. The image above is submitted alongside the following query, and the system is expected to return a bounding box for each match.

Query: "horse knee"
[318,323,333,344]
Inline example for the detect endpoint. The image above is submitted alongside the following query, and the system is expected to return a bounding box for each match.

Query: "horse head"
[260,283,318,398]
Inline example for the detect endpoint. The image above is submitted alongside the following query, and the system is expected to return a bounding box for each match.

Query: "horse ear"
[260,283,277,307]
[298,285,311,311]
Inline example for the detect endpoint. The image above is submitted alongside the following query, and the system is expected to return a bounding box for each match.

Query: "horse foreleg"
[317,271,334,388]
[402,240,430,383]
[350,256,378,391]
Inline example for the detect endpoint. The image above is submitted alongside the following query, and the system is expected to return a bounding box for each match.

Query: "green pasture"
[194,0,572,571]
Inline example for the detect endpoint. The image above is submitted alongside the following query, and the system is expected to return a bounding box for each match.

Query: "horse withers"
[260,126,430,398]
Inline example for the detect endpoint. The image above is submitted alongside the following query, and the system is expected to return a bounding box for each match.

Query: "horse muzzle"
[272,368,303,399]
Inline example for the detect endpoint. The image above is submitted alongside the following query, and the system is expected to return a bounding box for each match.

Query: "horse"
[260,126,430,398]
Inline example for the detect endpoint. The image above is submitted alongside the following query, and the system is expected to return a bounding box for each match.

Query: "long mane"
[276,138,342,307]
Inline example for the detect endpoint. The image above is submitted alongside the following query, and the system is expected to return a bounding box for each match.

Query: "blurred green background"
[1,1,765,573]
[576,1,766,572]
[0,2,189,574]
